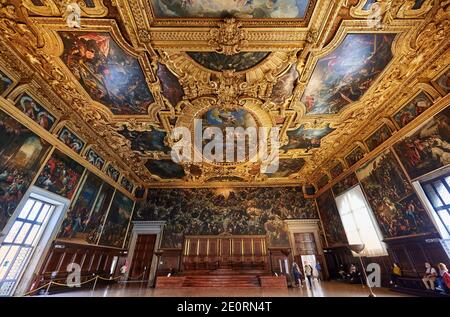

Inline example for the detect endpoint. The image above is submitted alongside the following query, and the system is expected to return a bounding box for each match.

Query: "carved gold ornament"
[208,18,248,56]
[0,0,447,190]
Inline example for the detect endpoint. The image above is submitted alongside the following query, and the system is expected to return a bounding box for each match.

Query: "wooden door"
[129,234,156,281]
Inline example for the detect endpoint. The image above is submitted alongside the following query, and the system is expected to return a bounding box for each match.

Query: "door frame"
[125,221,165,287]
[0,186,70,296]
[285,219,328,279]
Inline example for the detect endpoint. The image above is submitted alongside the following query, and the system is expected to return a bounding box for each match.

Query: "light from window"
[421,174,450,235]
[335,185,387,257]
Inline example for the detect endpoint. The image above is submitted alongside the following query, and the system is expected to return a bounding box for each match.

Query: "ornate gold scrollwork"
[208,18,248,56]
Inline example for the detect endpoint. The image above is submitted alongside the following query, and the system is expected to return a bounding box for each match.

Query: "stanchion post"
[44,281,52,296]
[92,275,98,292]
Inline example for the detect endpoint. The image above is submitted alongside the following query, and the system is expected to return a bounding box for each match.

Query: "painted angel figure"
[64,3,81,28]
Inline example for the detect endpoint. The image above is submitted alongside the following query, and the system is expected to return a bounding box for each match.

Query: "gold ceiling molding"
[0,15,145,187]
[142,0,318,27]
[305,4,449,182]
[208,18,248,55]
[133,0,336,51]
[23,0,109,17]
[0,0,448,188]
[159,50,297,101]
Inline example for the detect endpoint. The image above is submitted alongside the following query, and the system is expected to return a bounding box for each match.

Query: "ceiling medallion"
[208,18,248,56]
[214,70,247,111]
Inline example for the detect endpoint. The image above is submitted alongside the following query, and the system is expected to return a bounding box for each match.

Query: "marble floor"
[38,280,411,297]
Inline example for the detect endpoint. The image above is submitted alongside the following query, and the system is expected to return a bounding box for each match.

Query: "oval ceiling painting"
[187,52,270,72]
[59,32,155,116]
[198,107,258,163]
[150,0,311,19]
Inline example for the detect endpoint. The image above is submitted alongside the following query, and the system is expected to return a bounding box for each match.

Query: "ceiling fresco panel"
[0,0,445,188]
[267,158,305,178]
[301,33,396,115]
[281,124,335,151]
[0,69,13,95]
[150,0,312,19]
[186,52,270,72]
[156,62,185,106]
[59,31,155,116]
[118,128,171,154]
[270,64,299,106]
[145,159,186,179]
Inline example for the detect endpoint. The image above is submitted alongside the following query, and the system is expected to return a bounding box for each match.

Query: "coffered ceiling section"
[1,0,448,188]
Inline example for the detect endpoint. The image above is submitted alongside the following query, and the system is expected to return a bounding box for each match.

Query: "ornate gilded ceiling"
[0,0,448,191]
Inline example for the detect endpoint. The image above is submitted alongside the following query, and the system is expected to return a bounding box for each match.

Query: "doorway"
[0,189,69,296]
[128,234,156,281]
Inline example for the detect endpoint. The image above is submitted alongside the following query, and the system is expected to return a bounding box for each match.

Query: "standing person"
[390,262,402,287]
[422,262,437,291]
[315,261,323,282]
[304,262,314,288]
[292,262,303,288]
[437,263,450,293]
[120,260,129,282]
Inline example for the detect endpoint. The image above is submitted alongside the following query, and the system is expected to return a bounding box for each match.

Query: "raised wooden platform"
[155,269,287,289]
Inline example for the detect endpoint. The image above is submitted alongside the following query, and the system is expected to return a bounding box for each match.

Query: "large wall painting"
[84,182,115,244]
[316,189,348,247]
[58,127,85,154]
[14,93,56,131]
[59,32,155,115]
[99,191,134,248]
[281,124,335,152]
[118,128,171,154]
[393,92,433,129]
[0,69,13,95]
[356,150,435,238]
[157,62,185,106]
[135,187,318,248]
[187,52,270,72]
[301,33,395,115]
[35,150,85,199]
[394,106,450,180]
[0,110,52,231]
[150,0,311,19]
[364,124,392,151]
[58,172,102,243]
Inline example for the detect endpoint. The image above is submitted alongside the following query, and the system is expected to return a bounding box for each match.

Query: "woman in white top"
[422,262,437,291]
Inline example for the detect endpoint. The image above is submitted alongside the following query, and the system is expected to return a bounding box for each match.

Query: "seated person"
[422,262,438,291]
[390,262,402,287]
[348,264,361,283]
[437,263,450,293]
[337,264,347,280]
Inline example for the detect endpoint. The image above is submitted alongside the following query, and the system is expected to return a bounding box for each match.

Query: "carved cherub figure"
[64,2,81,28]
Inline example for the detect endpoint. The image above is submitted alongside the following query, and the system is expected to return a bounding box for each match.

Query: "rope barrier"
[97,275,122,281]
[50,276,98,287]
[21,282,53,297]
[22,274,122,297]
